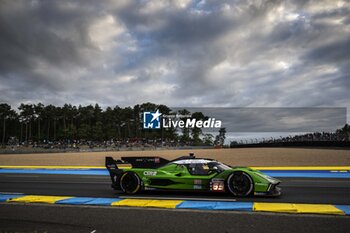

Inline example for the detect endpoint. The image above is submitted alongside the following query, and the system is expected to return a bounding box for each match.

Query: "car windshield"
[185,161,232,175]
[207,162,232,172]
[161,160,232,174]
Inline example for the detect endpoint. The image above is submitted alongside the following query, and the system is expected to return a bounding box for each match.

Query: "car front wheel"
[227,171,254,197]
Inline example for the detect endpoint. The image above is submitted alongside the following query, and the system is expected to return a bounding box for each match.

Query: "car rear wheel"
[227,172,254,197]
[120,172,141,194]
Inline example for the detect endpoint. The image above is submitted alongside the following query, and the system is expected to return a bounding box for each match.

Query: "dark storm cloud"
[304,38,350,64]
[110,0,233,83]
[107,0,349,107]
[0,0,107,100]
[0,1,95,72]
[0,0,349,120]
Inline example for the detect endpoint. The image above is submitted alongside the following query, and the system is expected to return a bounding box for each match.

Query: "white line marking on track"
[5,175,39,178]
[0,192,24,195]
[286,179,350,183]
[91,230,96,233]
[79,176,110,179]
[118,195,237,202]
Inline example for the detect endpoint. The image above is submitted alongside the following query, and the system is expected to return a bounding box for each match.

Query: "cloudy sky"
[0,0,349,113]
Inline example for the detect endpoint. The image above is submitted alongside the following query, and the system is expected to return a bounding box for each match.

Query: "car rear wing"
[105,157,127,190]
[105,156,170,170]
[105,156,124,170]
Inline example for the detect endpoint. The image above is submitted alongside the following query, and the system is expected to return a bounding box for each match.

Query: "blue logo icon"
[143,110,162,129]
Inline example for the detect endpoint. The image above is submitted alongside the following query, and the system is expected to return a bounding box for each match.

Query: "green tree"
[18,104,35,142]
[214,128,226,146]
[77,123,90,139]
[230,141,238,147]
[0,102,222,144]
[336,124,350,141]
[42,105,54,141]
[178,109,191,143]
[203,133,214,146]
[0,103,17,146]
[92,121,104,141]
[102,107,117,139]
[34,103,44,141]
[93,104,103,124]
[191,112,206,145]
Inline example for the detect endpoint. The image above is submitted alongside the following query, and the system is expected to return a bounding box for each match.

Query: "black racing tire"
[226,171,254,197]
[119,172,142,194]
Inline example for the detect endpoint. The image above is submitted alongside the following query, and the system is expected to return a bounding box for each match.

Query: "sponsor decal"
[194,179,202,185]
[211,178,225,182]
[143,171,157,176]
[135,158,159,163]
[210,178,225,191]
[193,185,202,189]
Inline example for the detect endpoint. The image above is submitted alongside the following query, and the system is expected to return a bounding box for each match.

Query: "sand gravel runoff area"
[0,148,349,167]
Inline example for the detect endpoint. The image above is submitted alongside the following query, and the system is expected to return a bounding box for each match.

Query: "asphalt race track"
[1,174,350,204]
[1,173,350,233]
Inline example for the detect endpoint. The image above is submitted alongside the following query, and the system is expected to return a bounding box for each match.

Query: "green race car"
[105,153,281,197]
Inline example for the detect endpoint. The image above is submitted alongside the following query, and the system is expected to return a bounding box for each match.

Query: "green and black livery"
[105,153,281,197]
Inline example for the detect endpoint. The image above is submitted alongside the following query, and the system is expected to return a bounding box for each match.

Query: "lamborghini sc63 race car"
[105,153,281,197]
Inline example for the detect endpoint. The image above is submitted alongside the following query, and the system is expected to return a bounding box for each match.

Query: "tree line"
[0,102,225,146]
